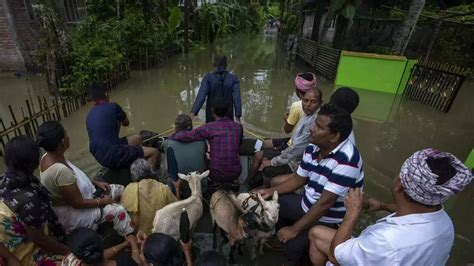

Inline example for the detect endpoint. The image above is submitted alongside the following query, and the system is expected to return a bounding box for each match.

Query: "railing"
[0,61,131,156]
[404,59,469,112]
[296,37,341,80]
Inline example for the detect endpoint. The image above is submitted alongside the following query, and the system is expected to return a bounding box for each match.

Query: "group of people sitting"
[0,54,472,266]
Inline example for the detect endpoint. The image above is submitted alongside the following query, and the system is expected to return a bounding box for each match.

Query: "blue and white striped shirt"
[296,139,364,224]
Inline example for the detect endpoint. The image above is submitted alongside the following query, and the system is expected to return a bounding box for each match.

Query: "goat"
[152,170,209,240]
[209,190,261,264]
[230,191,279,259]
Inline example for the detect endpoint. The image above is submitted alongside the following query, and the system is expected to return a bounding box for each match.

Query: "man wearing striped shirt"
[257,104,364,264]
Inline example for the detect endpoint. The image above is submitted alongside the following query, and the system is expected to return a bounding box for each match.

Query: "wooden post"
[8,106,21,135]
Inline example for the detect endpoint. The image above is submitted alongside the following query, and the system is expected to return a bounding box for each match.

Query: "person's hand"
[253,188,273,200]
[173,179,182,200]
[235,117,241,124]
[277,226,299,243]
[258,158,272,171]
[94,181,110,192]
[180,239,193,255]
[189,112,196,120]
[344,188,364,219]
[284,112,289,122]
[365,197,382,212]
[101,195,113,205]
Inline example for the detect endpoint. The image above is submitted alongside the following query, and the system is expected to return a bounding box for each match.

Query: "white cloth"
[347,130,356,145]
[334,209,454,266]
[51,161,101,232]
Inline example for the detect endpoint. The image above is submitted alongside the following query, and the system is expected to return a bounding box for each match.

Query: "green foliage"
[197,2,262,43]
[168,6,182,34]
[329,0,363,25]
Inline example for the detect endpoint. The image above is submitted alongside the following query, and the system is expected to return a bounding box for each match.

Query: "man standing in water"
[190,55,242,123]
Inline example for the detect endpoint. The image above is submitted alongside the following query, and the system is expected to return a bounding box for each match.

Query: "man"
[284,72,317,134]
[308,149,472,266]
[172,97,243,194]
[190,55,242,123]
[257,104,364,264]
[86,83,159,170]
[163,114,206,199]
[245,88,322,187]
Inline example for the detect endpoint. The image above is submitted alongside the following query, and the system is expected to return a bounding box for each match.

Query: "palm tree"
[390,0,426,55]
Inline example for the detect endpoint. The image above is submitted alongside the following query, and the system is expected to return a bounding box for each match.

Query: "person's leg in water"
[308,225,337,266]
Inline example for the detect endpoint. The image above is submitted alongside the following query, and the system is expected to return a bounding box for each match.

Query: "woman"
[121,158,177,234]
[36,121,138,249]
[0,136,70,265]
[140,233,192,266]
[62,228,137,266]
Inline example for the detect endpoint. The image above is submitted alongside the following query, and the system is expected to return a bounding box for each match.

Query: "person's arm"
[256,173,307,199]
[180,240,193,266]
[0,244,21,266]
[191,74,210,116]
[366,198,396,213]
[60,184,113,209]
[329,188,363,262]
[170,125,211,143]
[25,226,70,255]
[277,190,338,243]
[283,113,295,133]
[126,235,142,265]
[114,103,129,126]
[232,76,242,119]
[270,130,309,167]
[103,241,129,260]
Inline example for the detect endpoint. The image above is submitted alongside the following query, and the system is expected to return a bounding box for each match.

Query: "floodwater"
[1,34,473,264]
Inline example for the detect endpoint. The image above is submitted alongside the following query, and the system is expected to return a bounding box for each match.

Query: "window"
[63,0,85,22]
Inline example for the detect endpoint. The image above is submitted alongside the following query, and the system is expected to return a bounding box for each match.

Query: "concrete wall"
[335,51,412,94]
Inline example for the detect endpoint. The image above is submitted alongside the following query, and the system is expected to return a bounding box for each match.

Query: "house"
[0,0,84,71]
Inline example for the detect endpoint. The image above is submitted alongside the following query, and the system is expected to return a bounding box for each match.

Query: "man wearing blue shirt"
[86,83,159,170]
[190,55,242,123]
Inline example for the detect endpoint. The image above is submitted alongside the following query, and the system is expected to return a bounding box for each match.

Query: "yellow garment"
[121,179,177,234]
[287,100,304,145]
[0,202,62,265]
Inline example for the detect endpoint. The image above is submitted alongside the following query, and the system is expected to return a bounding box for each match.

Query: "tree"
[390,0,426,55]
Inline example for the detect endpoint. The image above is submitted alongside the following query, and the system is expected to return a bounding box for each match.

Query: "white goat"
[152,170,209,240]
[230,191,279,259]
[210,190,261,263]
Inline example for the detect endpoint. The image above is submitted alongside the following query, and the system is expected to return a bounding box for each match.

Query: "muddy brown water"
[0,34,473,265]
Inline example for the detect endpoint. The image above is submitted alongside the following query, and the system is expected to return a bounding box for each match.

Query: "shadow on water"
[0,34,473,264]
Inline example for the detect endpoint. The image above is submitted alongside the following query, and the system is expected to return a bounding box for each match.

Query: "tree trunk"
[390,0,426,55]
[333,16,349,49]
[310,0,326,42]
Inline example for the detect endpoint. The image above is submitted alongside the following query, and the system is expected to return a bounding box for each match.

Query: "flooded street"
[1,34,473,264]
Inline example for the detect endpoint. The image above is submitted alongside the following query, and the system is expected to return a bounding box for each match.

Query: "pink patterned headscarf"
[400,148,472,206]
[294,73,317,92]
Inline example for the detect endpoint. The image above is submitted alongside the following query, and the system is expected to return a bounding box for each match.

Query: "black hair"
[427,157,457,185]
[65,228,104,265]
[195,251,226,266]
[211,97,231,118]
[213,55,227,68]
[329,87,360,114]
[88,82,108,101]
[4,135,40,180]
[175,114,193,131]
[143,233,180,266]
[298,72,314,81]
[36,121,66,152]
[317,104,353,142]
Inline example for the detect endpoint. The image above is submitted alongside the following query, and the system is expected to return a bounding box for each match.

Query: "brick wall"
[7,0,40,69]
[0,0,24,71]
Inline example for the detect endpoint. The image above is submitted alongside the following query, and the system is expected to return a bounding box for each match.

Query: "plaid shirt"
[170,117,243,181]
